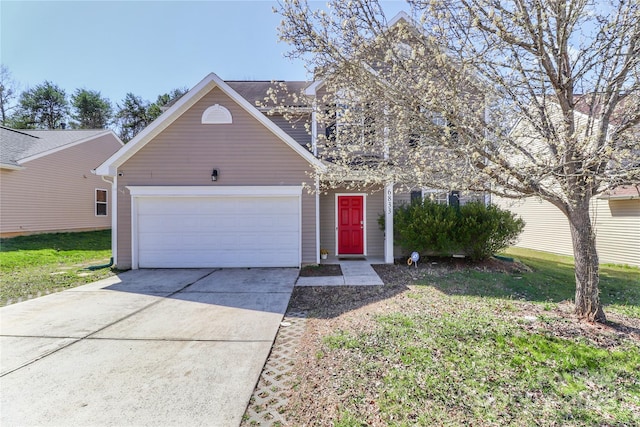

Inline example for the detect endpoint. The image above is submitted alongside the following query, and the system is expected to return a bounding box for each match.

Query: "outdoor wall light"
[211,169,219,181]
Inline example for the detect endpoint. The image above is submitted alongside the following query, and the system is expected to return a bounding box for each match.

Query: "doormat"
[338,257,366,261]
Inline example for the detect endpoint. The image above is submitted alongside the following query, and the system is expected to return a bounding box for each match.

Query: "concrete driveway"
[0,268,297,427]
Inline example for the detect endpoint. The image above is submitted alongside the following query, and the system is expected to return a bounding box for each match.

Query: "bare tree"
[277,0,640,322]
[0,65,18,125]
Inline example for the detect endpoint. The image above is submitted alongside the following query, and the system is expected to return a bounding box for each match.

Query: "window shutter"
[449,191,460,208]
[325,122,336,142]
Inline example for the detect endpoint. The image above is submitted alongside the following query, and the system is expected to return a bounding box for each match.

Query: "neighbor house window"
[95,189,108,216]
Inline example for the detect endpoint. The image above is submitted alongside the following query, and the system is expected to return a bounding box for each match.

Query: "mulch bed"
[395,254,531,272]
[371,255,531,285]
[299,264,343,277]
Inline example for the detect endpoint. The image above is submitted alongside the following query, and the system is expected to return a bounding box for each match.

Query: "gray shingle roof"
[160,81,311,111]
[226,81,311,108]
[0,126,108,167]
[0,127,39,167]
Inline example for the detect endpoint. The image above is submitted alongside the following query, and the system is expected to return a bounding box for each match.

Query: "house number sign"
[386,187,393,215]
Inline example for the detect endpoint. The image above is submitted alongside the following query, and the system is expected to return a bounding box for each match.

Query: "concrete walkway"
[0,268,297,427]
[296,260,384,286]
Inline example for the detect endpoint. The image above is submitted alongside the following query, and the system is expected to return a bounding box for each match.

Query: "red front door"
[337,195,364,254]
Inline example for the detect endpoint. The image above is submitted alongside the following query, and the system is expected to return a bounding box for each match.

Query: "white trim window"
[324,97,376,149]
[412,188,450,205]
[425,189,451,205]
[95,189,108,216]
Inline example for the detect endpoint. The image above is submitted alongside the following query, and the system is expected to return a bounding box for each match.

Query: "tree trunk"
[566,202,606,323]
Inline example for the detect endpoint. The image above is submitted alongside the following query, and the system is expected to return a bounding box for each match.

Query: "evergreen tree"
[13,81,69,129]
[71,89,113,129]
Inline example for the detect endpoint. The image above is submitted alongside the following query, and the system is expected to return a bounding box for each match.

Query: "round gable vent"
[202,104,232,124]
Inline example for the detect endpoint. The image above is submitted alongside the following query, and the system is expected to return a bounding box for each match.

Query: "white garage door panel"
[138,213,299,234]
[138,232,299,251]
[138,249,300,268]
[135,194,300,268]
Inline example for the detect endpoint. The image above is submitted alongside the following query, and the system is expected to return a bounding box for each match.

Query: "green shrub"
[458,202,526,260]
[385,199,525,261]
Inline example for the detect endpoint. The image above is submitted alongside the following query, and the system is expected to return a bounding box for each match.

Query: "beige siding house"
[95,73,406,270]
[495,187,640,267]
[97,71,490,270]
[0,127,123,237]
[95,13,469,270]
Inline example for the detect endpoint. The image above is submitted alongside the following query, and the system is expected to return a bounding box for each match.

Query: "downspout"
[85,257,114,270]
[84,172,116,270]
[101,174,117,267]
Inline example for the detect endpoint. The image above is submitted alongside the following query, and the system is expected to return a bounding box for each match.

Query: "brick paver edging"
[241,311,307,426]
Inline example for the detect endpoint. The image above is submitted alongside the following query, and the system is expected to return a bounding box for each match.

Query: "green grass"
[427,247,640,318]
[326,309,639,426]
[0,230,116,302]
[300,248,640,426]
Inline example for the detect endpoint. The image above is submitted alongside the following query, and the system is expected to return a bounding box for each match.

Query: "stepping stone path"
[241,311,307,426]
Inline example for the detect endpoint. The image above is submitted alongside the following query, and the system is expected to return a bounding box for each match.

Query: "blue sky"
[1,0,406,106]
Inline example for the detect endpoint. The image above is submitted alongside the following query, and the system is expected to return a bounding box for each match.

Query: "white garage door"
[129,186,301,268]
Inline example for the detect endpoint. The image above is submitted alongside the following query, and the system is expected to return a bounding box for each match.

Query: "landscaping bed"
[299,264,343,277]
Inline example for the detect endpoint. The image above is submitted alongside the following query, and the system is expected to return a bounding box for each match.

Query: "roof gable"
[304,11,418,96]
[1,126,121,169]
[388,11,412,27]
[95,73,324,176]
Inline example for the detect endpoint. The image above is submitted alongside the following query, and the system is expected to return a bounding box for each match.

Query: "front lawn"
[0,230,116,303]
[284,250,640,426]
[446,247,640,319]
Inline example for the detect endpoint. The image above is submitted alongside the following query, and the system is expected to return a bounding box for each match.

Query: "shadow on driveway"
[0,267,297,427]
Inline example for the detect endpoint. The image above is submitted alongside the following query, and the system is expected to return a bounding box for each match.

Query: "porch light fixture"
[211,169,219,181]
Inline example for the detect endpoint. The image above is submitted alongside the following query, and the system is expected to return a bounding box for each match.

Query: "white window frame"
[336,103,376,147]
[412,188,449,205]
[95,188,108,217]
[423,188,450,205]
